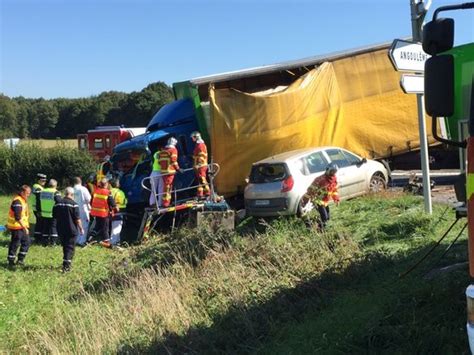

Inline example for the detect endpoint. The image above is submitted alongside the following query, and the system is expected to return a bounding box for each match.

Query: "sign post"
[387,0,432,214]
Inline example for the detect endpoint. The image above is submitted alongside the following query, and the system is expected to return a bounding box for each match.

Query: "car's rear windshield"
[249,163,288,183]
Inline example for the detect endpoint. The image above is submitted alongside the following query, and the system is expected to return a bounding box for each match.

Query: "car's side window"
[325,149,351,168]
[304,152,328,174]
[342,150,361,165]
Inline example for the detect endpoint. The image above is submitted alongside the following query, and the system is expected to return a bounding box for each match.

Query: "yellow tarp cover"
[210,49,436,195]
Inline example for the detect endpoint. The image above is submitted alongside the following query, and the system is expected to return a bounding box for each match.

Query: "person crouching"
[53,187,84,272]
[303,163,340,230]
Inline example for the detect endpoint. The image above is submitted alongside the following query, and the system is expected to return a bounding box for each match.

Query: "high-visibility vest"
[39,187,58,218]
[96,162,107,183]
[158,146,179,174]
[30,183,43,212]
[111,187,127,210]
[90,188,111,218]
[33,183,43,192]
[193,141,208,168]
[152,151,162,172]
[7,195,29,230]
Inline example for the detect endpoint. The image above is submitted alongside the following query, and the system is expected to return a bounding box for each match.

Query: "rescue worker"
[6,185,31,267]
[158,137,180,208]
[73,176,91,246]
[53,187,84,272]
[303,163,340,229]
[31,173,47,240]
[89,178,116,246]
[96,155,112,185]
[191,131,210,199]
[39,179,61,245]
[109,178,127,246]
[86,173,96,195]
[149,146,164,207]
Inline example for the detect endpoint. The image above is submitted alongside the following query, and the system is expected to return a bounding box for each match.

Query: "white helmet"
[167,137,178,147]
[104,155,111,162]
[190,131,201,140]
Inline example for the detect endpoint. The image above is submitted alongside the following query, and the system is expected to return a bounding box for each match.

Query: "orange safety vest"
[158,146,179,174]
[7,195,29,230]
[90,188,111,218]
[193,141,208,168]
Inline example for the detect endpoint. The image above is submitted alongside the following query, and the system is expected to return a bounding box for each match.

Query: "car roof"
[254,146,342,165]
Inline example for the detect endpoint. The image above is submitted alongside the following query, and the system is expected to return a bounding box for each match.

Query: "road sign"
[400,74,424,94]
[389,39,430,72]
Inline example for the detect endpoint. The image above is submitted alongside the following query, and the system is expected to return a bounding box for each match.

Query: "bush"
[0,143,96,192]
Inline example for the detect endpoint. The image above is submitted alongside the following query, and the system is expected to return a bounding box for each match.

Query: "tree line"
[0,82,174,139]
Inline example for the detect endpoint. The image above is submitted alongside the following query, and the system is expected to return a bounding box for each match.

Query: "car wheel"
[369,173,386,193]
[297,198,314,217]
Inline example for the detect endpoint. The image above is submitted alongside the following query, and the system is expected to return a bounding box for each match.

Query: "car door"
[341,149,368,194]
[324,148,365,198]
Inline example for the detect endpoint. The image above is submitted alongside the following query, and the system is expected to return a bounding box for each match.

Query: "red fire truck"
[77,126,146,161]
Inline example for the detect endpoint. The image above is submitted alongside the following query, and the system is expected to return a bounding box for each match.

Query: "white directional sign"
[400,74,424,94]
[388,39,430,73]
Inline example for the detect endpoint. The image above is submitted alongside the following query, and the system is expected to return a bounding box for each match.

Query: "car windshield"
[112,148,148,174]
[249,163,288,183]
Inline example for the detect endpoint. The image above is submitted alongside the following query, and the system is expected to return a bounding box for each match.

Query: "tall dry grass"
[21,222,360,353]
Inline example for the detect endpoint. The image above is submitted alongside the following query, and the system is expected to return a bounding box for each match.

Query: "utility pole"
[410,0,433,214]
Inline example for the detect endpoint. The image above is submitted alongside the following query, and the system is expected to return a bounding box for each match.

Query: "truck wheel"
[369,173,386,193]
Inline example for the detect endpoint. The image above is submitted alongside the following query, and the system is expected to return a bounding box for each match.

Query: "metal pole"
[417,93,433,213]
[411,0,432,214]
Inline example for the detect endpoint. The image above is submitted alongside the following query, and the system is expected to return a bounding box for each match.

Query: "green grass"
[0,192,470,353]
[19,139,77,148]
[0,195,123,349]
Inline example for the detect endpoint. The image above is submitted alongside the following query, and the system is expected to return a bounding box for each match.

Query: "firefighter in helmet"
[158,137,180,208]
[303,163,340,229]
[190,131,210,199]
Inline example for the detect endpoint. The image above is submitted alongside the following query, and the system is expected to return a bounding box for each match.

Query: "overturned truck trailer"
[173,41,440,196]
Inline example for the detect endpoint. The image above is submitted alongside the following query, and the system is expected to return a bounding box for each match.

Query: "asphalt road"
[390,169,461,187]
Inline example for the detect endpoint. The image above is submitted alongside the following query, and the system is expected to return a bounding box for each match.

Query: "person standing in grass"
[31,173,47,241]
[39,179,61,245]
[73,176,91,246]
[303,163,340,229]
[53,187,84,272]
[6,185,31,267]
[109,178,127,246]
[89,178,116,247]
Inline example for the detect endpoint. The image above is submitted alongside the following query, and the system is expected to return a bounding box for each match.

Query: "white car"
[244,146,390,217]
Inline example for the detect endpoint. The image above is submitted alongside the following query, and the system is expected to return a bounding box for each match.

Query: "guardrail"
[141,162,221,213]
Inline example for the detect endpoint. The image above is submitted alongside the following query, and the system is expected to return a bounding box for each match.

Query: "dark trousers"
[60,234,77,269]
[42,217,58,244]
[317,205,330,228]
[7,229,30,263]
[33,211,43,239]
[90,216,110,242]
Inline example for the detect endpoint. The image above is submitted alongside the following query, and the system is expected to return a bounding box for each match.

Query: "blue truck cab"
[111,98,199,206]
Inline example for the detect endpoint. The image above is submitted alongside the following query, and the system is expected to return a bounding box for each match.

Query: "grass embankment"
[0,192,470,353]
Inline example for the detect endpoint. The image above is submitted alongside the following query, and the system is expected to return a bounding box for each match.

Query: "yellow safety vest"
[7,195,29,230]
[39,188,58,218]
[111,188,127,210]
[152,151,162,172]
